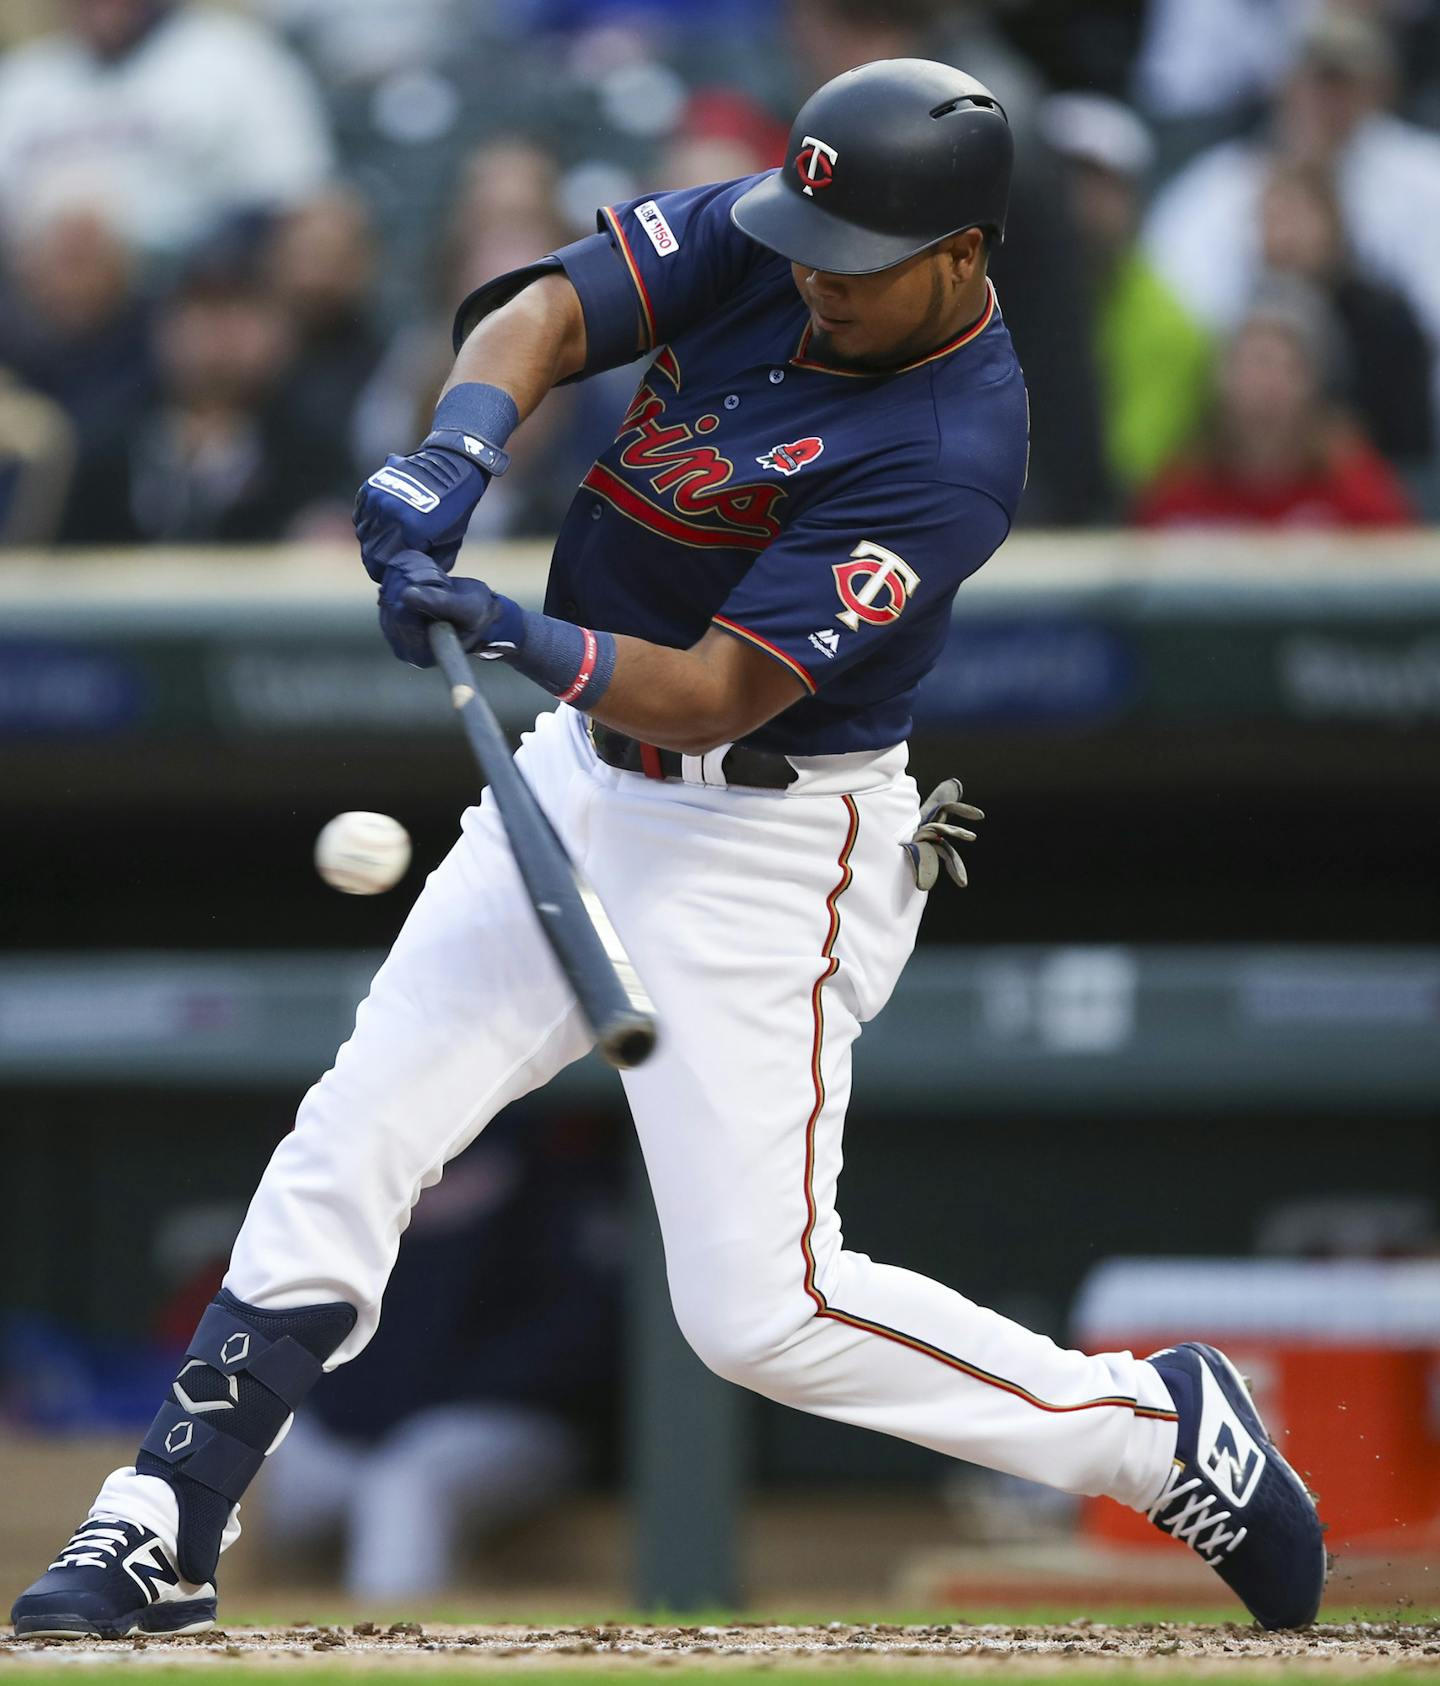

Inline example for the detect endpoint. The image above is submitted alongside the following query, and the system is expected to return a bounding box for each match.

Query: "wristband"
[501,604,617,709]
[427,382,520,478]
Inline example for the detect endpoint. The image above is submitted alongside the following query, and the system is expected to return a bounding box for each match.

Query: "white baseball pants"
[95,704,1176,1559]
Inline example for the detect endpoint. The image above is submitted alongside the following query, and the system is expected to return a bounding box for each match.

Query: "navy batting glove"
[353,384,518,583]
[377,563,441,667]
[354,444,483,581]
[379,549,525,668]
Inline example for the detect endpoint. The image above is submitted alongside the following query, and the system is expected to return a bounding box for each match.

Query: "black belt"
[590,723,797,790]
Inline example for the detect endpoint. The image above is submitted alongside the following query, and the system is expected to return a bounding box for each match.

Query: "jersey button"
[768,369,785,384]
[589,503,602,520]
[724,394,740,410]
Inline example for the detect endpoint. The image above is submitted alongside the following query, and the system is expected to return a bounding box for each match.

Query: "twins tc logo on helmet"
[757,436,824,476]
[833,540,920,631]
[795,135,838,196]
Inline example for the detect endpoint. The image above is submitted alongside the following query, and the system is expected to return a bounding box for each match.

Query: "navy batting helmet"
[731,58,1012,275]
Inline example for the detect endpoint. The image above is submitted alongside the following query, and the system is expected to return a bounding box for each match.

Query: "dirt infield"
[6,1620,1440,1671]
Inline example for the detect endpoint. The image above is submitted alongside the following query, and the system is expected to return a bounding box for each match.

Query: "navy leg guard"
[136,1289,356,1585]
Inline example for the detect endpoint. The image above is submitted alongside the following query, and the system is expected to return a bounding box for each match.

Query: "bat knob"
[599,1014,659,1070]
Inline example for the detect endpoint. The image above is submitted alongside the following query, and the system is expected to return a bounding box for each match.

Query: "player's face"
[791,233,985,371]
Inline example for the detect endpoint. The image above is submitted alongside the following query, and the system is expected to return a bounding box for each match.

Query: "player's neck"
[829,273,991,374]
[929,272,991,353]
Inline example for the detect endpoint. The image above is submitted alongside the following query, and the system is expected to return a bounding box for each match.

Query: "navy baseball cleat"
[1145,1342,1326,1629]
[10,1518,216,1639]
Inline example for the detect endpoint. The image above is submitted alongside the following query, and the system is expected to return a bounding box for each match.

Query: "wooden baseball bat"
[426,621,658,1069]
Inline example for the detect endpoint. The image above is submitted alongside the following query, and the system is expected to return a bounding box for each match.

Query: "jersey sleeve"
[711,479,1011,696]
[582,174,772,359]
[450,174,771,380]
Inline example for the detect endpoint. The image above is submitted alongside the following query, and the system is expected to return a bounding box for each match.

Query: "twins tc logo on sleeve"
[833,540,920,630]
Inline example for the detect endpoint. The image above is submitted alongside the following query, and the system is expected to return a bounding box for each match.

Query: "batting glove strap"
[431,380,519,471]
[904,777,985,891]
[420,428,511,479]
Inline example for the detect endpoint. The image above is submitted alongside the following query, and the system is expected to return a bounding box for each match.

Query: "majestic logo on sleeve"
[757,436,824,476]
[582,348,787,551]
[833,539,920,630]
[795,136,838,196]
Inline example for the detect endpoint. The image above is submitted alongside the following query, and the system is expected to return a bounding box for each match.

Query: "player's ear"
[942,231,983,283]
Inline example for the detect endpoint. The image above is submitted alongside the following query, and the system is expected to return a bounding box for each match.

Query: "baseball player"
[13,60,1323,1639]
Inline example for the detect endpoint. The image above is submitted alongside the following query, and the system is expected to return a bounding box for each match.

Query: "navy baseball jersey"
[457,173,1030,755]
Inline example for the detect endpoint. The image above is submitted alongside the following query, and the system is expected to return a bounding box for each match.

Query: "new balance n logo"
[122,1538,180,1605]
[1196,1359,1265,1506]
[1203,1422,1262,1506]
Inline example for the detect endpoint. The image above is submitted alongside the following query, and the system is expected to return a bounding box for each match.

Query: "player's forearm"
[390,560,804,748]
[586,636,764,754]
[441,273,587,422]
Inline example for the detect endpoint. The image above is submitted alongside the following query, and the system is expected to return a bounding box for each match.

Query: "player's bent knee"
[670,1298,806,1395]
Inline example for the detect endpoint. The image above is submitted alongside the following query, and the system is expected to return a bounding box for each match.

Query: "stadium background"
[0,0,1437,1620]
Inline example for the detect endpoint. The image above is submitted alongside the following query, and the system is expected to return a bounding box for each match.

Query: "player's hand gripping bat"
[427,621,658,1069]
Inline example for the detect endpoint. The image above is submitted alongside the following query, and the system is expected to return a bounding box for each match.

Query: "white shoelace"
[48,1523,133,1572]
[1148,1464,1249,1565]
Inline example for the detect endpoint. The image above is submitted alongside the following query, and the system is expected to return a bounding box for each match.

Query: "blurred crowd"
[2,0,1440,547]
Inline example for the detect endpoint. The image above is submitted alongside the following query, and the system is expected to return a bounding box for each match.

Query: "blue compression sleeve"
[513,610,618,707]
[432,382,520,445]
[484,595,617,708]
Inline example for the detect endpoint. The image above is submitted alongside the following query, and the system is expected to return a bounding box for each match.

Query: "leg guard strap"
[136,1290,356,1585]
[140,1401,266,1502]
[185,1301,325,1411]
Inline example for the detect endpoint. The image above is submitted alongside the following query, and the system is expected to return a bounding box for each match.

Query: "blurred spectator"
[0,207,153,457]
[1136,0,1440,131]
[0,368,75,543]
[445,140,571,301]
[1259,159,1433,466]
[58,249,350,544]
[264,188,386,486]
[1042,92,1212,495]
[263,1109,623,1600]
[1134,0,1319,127]
[788,0,962,95]
[356,136,631,541]
[1143,6,1440,425]
[1134,281,1418,529]
[353,136,561,475]
[785,0,1114,523]
[989,1,1146,106]
[0,0,64,52]
[658,87,788,191]
[0,0,335,268]
[522,0,772,27]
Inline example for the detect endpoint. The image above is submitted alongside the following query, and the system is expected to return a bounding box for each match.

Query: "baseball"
[314,811,412,895]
